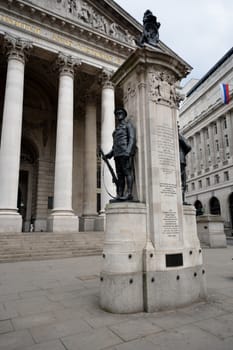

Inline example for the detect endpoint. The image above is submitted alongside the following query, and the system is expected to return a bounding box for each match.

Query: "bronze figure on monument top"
[136,9,160,47]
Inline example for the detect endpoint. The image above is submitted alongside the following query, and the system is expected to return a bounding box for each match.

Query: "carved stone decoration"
[148,70,181,107]
[55,52,81,75]
[4,33,33,62]
[56,0,135,45]
[99,68,114,88]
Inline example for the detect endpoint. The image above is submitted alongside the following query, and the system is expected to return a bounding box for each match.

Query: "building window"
[214,174,220,184]
[206,177,210,186]
[223,116,227,129]
[225,134,229,147]
[213,122,217,134]
[215,140,219,152]
[191,182,195,191]
[224,171,229,181]
[206,128,209,139]
[199,148,202,159]
[207,144,210,156]
[198,180,202,189]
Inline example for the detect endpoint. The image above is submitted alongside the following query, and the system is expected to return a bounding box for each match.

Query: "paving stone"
[195,316,233,339]
[61,328,122,350]
[0,329,34,350]
[18,290,49,299]
[146,324,229,350]
[0,303,18,321]
[24,340,66,350]
[84,310,130,328]
[0,320,13,334]
[12,312,57,330]
[109,319,162,341]
[114,338,157,350]
[4,296,64,317]
[179,301,228,321]
[148,310,194,329]
[30,318,92,343]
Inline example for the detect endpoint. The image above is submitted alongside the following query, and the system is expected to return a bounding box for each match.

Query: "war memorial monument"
[100,10,207,313]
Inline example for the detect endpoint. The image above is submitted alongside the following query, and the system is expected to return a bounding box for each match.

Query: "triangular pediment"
[26,0,142,46]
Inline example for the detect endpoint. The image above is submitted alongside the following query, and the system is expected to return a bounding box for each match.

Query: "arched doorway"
[18,138,39,231]
[209,196,221,215]
[194,200,204,216]
[229,193,233,229]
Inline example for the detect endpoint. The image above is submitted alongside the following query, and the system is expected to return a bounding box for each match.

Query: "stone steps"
[0,232,104,262]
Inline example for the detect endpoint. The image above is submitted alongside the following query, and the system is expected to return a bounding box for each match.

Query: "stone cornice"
[182,99,233,136]
[112,46,191,86]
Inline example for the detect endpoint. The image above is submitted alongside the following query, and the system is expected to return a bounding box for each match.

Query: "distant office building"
[180,48,233,234]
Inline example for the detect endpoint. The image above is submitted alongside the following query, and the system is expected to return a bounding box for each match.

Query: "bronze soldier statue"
[104,108,136,201]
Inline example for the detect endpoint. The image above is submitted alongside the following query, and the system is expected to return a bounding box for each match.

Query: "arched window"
[194,200,204,216]
[209,197,221,215]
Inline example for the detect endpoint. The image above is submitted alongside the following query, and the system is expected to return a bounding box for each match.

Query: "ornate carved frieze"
[148,69,182,107]
[4,33,32,62]
[56,0,135,45]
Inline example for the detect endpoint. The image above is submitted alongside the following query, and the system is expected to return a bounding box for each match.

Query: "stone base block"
[144,265,207,312]
[47,213,79,233]
[95,215,105,231]
[34,219,47,232]
[0,211,22,233]
[79,215,97,232]
[100,272,143,313]
[197,215,227,248]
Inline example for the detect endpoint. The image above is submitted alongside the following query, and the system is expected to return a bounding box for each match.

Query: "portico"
[0,0,141,232]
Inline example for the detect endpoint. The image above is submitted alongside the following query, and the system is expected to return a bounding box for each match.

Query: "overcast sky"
[115,0,233,85]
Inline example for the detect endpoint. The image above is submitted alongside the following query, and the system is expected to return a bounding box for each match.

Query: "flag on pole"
[220,83,230,104]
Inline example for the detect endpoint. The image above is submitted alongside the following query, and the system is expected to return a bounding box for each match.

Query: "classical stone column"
[47,53,79,232]
[80,95,97,231]
[0,34,32,233]
[100,70,115,211]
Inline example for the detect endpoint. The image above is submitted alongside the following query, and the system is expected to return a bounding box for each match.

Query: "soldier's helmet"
[114,108,127,118]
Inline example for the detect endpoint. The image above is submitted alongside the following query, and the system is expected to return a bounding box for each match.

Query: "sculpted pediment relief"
[55,0,136,45]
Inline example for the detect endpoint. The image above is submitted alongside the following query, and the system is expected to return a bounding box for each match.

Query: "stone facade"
[0,0,142,232]
[180,48,233,235]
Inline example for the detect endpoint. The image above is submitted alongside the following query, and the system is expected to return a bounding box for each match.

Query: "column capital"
[55,52,81,76]
[99,69,114,89]
[4,33,33,63]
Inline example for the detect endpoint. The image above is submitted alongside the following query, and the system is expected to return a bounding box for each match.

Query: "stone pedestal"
[100,202,147,313]
[197,215,227,248]
[143,205,206,312]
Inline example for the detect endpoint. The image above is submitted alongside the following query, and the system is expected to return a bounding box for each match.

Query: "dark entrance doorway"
[209,196,221,215]
[194,200,203,216]
[17,171,28,224]
[229,193,233,229]
[18,138,38,231]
